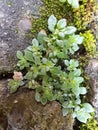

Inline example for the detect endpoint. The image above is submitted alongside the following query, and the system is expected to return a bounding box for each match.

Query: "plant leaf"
[67,0,79,8]
[77,109,91,123]
[83,103,94,113]
[35,92,41,102]
[37,30,47,44]
[57,19,67,29]
[80,87,87,95]
[41,96,47,105]
[48,15,57,32]
[74,69,81,76]
[63,26,77,35]
[32,38,39,46]
[62,108,70,116]
[24,50,33,62]
[17,51,23,59]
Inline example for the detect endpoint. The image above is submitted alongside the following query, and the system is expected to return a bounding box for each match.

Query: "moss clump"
[73,0,95,30]
[31,0,72,35]
[31,0,95,36]
[80,113,98,130]
[80,30,96,55]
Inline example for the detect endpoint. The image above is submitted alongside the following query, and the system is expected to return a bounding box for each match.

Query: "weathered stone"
[0,0,43,75]
[18,18,32,33]
[89,0,98,49]
[0,80,73,130]
[85,59,98,120]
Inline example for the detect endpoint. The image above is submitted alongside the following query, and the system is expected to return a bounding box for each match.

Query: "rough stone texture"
[0,80,73,130]
[89,0,98,49]
[86,0,98,120]
[0,0,43,75]
[85,59,98,120]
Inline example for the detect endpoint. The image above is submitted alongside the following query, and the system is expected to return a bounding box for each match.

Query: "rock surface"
[90,0,98,49]
[85,59,98,120]
[0,80,73,130]
[86,0,98,120]
[0,0,43,75]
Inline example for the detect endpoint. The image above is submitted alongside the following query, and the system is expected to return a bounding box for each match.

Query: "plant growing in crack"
[9,15,94,123]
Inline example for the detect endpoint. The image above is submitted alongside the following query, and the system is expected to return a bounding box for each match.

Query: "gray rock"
[85,59,98,120]
[0,0,43,75]
[0,80,73,130]
[18,18,32,33]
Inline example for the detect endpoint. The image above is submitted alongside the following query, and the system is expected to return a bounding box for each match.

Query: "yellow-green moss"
[72,0,95,30]
[80,30,96,55]
[80,113,98,130]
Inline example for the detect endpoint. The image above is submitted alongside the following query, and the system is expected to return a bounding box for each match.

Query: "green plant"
[9,15,94,123]
[59,0,79,8]
[9,71,24,93]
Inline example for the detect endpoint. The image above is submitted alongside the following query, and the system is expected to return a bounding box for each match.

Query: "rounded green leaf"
[63,26,77,35]
[62,108,70,116]
[72,112,77,118]
[37,30,47,44]
[76,98,81,104]
[74,77,84,84]
[41,96,47,105]
[80,87,87,95]
[57,19,67,29]
[58,32,65,38]
[74,35,84,45]
[24,50,33,62]
[74,69,81,76]
[83,103,94,113]
[64,60,69,66]
[75,106,80,111]
[17,51,23,59]
[48,15,57,32]
[32,38,39,46]
[67,0,79,8]
[35,92,41,102]
[77,109,91,123]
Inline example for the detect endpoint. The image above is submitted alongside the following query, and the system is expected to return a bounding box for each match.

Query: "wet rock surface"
[0,80,73,130]
[0,0,43,75]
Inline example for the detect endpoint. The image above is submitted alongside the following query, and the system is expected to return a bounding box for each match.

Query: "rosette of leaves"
[9,15,94,123]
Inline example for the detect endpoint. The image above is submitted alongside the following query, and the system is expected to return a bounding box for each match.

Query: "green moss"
[72,0,95,30]
[31,0,95,36]
[80,113,98,130]
[31,0,72,35]
[80,30,96,56]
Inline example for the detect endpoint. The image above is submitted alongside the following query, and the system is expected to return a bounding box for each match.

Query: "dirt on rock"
[0,80,73,130]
